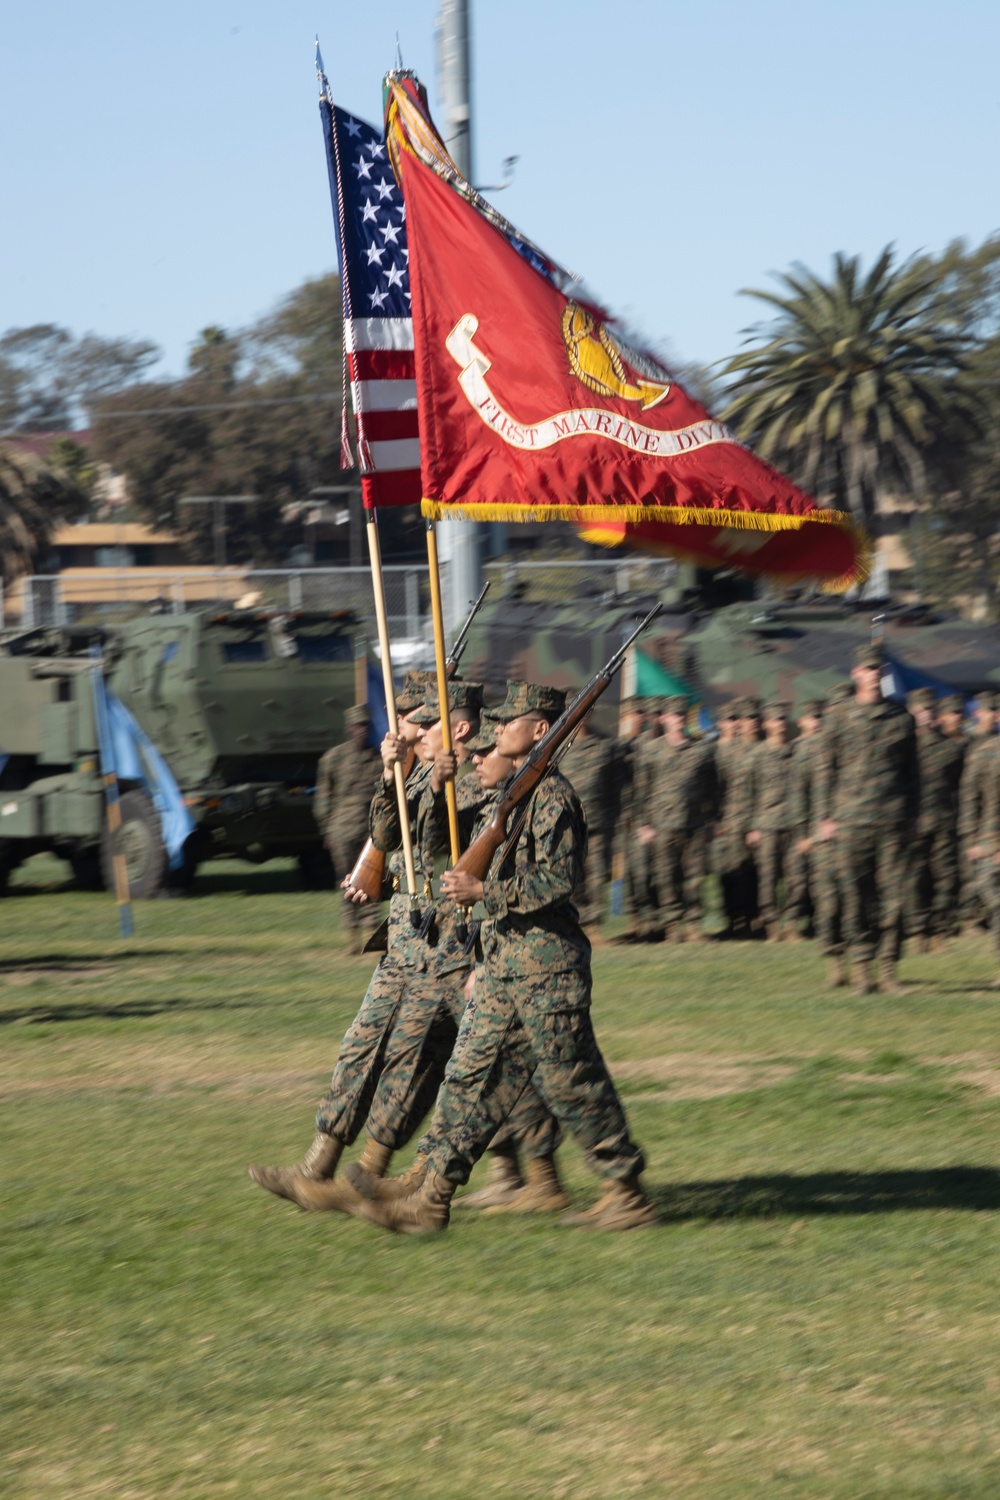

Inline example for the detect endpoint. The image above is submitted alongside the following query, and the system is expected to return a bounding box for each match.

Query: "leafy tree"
[720,247,976,529]
[90,275,381,566]
[0,324,161,432]
[0,443,87,583]
[907,236,1000,615]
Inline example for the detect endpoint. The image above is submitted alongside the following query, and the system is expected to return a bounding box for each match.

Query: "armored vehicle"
[0,609,366,895]
[463,569,1000,720]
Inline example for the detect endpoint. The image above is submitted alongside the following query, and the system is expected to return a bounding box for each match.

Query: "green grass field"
[3,855,1000,1498]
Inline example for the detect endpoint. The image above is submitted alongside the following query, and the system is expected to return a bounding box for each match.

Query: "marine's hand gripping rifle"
[344,582,492,904]
[453,603,662,884]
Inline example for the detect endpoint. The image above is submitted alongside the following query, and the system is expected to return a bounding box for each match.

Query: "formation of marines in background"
[250,639,1000,1238]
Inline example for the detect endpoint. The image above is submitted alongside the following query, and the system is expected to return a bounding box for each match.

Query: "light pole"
[179,495,258,568]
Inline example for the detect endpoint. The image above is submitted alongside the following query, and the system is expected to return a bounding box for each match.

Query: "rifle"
[454,603,661,882]
[344,581,492,903]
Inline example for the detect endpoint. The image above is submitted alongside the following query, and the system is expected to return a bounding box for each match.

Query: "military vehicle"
[0,609,366,896]
[464,568,1000,719]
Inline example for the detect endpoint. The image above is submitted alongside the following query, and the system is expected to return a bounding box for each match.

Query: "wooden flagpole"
[425,518,461,864]
[366,511,419,904]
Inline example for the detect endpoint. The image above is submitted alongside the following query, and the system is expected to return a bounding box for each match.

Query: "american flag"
[319,88,421,508]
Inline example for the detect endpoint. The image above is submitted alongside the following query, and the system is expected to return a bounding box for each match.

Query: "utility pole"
[435,0,489,631]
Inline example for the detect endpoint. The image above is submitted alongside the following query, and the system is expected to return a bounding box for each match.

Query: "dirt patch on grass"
[1,964,117,986]
[611,1055,797,1100]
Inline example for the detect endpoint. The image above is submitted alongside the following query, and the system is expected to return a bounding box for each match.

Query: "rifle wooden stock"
[345,743,416,902]
[453,681,604,879]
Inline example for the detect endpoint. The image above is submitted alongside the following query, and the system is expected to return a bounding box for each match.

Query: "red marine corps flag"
[384,75,867,591]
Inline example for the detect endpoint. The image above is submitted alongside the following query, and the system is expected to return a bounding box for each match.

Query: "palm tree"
[721,247,975,528]
[0,442,85,584]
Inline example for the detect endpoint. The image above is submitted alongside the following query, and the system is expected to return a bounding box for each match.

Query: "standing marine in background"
[313,703,381,952]
[614,697,661,941]
[816,644,919,995]
[905,689,966,951]
[959,692,999,932]
[712,697,758,938]
[744,702,797,941]
[634,695,719,942]
[560,717,617,934]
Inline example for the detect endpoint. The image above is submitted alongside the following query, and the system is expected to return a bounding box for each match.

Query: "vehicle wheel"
[69,844,104,891]
[298,844,335,890]
[101,790,167,900]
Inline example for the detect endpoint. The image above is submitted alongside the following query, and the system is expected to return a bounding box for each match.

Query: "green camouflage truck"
[0,609,366,896]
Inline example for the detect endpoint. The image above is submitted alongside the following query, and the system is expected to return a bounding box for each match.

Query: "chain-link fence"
[3,556,677,656]
[3,565,446,654]
[483,555,675,602]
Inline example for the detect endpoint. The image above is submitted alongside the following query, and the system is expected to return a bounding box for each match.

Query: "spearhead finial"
[395,32,404,69]
[315,36,329,98]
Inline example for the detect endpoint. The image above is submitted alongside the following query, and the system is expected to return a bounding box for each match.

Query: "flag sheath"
[425,518,461,865]
[366,512,419,903]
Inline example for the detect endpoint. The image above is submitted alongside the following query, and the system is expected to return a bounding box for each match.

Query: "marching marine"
[340,682,657,1235]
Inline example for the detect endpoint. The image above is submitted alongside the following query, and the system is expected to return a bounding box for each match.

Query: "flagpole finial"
[315,36,329,98]
[395,32,404,69]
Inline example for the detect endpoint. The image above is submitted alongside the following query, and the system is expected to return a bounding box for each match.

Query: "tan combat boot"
[248,1131,343,1202]
[346,1152,428,1202]
[355,1136,393,1178]
[347,1169,456,1235]
[852,960,876,996]
[561,1175,659,1231]
[879,957,903,996]
[826,955,847,989]
[453,1148,523,1208]
[483,1154,570,1214]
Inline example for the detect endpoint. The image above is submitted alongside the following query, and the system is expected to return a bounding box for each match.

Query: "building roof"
[50,522,182,547]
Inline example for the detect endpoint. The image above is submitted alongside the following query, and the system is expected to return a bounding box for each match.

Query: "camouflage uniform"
[313,754,465,1150]
[633,704,719,938]
[560,729,616,926]
[959,712,1000,928]
[712,706,757,935]
[613,710,662,937]
[744,728,796,933]
[421,686,645,1188]
[971,740,1000,960]
[313,708,381,938]
[816,682,919,967]
[905,703,966,942]
[789,721,842,954]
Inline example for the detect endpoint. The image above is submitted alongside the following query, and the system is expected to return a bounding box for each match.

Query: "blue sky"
[3,1,998,386]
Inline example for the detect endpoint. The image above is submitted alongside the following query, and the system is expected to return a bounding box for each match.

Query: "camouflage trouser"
[785,840,811,926]
[409,972,563,1162]
[905,827,960,939]
[959,843,993,927]
[424,970,645,1187]
[626,836,658,936]
[576,830,609,927]
[834,824,907,965]
[713,835,758,934]
[810,842,843,956]
[755,829,793,927]
[315,958,464,1150]
[653,827,708,933]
